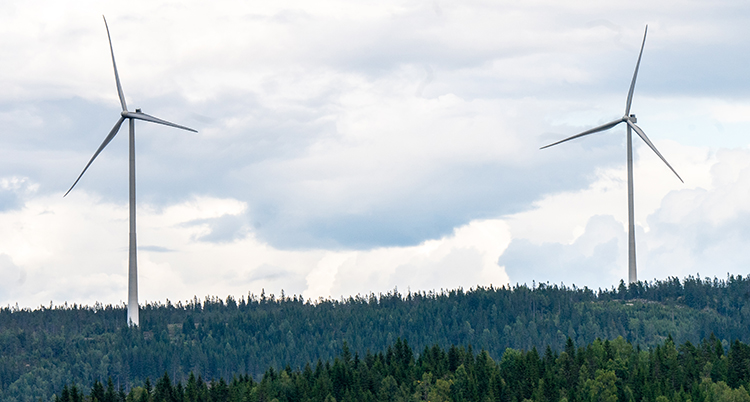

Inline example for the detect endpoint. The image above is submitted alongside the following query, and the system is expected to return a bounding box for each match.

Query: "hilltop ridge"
[2,275,750,400]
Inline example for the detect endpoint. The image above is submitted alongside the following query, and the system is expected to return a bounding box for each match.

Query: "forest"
[3,274,750,401]
[54,335,750,402]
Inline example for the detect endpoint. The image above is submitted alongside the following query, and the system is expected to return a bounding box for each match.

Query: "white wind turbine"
[540,26,682,284]
[65,16,197,326]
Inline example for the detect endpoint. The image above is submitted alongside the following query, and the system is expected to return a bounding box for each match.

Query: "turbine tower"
[540,26,682,284]
[65,16,197,326]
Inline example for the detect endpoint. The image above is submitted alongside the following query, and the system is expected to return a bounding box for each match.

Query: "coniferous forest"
[55,335,750,402]
[4,275,750,400]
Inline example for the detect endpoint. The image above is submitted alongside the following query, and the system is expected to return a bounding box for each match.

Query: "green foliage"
[5,274,750,400]
[55,335,750,402]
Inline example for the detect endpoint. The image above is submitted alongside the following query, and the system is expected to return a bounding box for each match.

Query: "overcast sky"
[2,0,750,308]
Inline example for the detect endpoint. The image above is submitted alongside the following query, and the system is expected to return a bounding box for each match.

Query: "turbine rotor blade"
[627,120,683,183]
[103,16,128,112]
[625,25,648,116]
[540,118,623,149]
[125,111,198,132]
[64,116,126,197]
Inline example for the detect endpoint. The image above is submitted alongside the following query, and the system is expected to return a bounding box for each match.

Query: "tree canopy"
[4,274,750,400]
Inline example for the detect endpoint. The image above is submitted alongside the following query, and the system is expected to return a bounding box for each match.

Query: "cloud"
[325,219,511,298]
[184,214,249,243]
[638,148,750,279]
[0,176,38,211]
[5,1,749,252]
[0,254,24,300]
[497,143,750,288]
[0,193,511,307]
[139,246,174,253]
[3,0,750,306]
[500,215,624,289]
[0,189,21,211]
[6,92,619,249]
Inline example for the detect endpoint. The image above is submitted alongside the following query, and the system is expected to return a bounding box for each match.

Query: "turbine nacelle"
[617,115,636,124]
[122,108,143,116]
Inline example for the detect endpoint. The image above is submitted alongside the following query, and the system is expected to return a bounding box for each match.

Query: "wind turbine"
[65,16,197,326]
[540,26,682,284]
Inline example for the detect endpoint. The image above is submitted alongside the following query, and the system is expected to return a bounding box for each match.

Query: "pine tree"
[90,379,105,402]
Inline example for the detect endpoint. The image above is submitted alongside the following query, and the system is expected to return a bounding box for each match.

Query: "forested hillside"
[3,275,750,401]
[55,335,750,402]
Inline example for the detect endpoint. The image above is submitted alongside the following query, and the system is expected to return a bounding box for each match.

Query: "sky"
[2,0,750,308]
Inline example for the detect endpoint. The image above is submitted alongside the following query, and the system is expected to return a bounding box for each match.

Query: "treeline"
[4,274,750,401]
[57,335,750,402]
